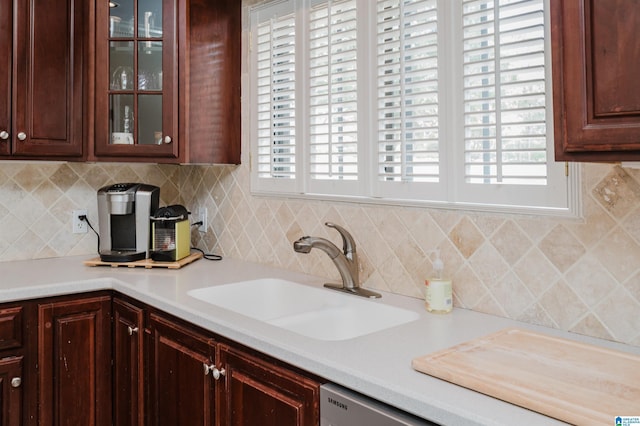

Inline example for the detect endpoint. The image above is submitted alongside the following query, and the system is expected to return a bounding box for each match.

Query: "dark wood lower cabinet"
[0,292,321,425]
[37,295,112,426]
[147,312,217,426]
[0,356,23,425]
[113,297,145,426]
[219,344,320,426]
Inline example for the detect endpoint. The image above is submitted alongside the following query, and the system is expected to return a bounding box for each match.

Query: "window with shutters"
[249,0,580,216]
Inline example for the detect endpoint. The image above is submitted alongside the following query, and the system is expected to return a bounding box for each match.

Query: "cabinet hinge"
[565,161,569,177]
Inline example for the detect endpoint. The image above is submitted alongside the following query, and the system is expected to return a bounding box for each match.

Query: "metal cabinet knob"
[163,136,172,144]
[203,364,225,380]
[17,132,27,141]
[0,130,8,140]
[127,326,139,336]
[10,377,21,388]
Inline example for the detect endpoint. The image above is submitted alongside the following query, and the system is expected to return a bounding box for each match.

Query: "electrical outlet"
[72,209,88,234]
[193,207,207,233]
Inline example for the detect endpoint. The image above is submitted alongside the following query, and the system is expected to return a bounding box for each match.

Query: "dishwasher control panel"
[320,383,435,426]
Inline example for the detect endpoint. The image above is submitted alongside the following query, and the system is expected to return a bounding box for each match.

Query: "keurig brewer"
[97,183,160,262]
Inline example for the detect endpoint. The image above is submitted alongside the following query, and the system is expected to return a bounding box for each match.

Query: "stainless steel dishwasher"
[320,383,436,425]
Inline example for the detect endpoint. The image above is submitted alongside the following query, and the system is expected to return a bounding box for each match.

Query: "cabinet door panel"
[180,0,241,164]
[37,296,111,426]
[147,313,215,426]
[0,0,10,156]
[552,0,640,160]
[219,344,320,426]
[13,0,85,157]
[95,0,177,160]
[113,298,145,426]
[0,356,23,426]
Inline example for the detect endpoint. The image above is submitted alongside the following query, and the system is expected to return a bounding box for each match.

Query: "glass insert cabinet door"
[96,0,176,158]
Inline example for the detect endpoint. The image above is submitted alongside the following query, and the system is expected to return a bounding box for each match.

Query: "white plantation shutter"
[456,0,570,211]
[308,0,358,182]
[253,2,298,193]
[249,0,578,216]
[376,0,439,183]
[374,0,446,201]
[463,0,547,184]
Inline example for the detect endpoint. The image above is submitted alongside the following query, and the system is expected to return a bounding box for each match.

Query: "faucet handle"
[325,222,356,255]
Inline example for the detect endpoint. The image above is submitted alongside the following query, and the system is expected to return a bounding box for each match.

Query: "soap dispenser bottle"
[425,249,452,314]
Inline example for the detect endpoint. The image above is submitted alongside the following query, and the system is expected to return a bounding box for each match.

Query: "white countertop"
[1,255,638,425]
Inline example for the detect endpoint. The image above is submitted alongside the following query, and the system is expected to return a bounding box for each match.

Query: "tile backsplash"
[0,160,639,346]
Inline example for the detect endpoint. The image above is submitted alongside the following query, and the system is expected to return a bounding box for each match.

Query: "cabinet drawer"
[0,306,22,351]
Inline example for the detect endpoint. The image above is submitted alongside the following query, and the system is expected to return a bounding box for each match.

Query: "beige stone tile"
[397,209,446,256]
[473,293,507,317]
[538,224,585,273]
[568,196,615,248]
[539,280,588,329]
[470,213,506,238]
[592,226,640,282]
[517,302,557,328]
[449,216,484,259]
[592,165,640,219]
[490,220,532,265]
[621,205,640,246]
[394,234,427,275]
[469,243,510,285]
[488,271,535,318]
[564,253,617,307]
[14,165,46,192]
[570,314,614,341]
[514,248,559,296]
[623,271,640,304]
[452,264,487,309]
[366,208,406,252]
[1,213,28,244]
[33,180,64,207]
[378,255,420,297]
[50,164,80,192]
[514,216,557,244]
[593,285,640,343]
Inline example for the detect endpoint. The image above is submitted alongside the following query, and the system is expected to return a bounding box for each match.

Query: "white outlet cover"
[72,209,88,234]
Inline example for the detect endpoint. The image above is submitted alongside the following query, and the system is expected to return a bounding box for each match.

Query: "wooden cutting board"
[84,251,203,269]
[412,328,640,425]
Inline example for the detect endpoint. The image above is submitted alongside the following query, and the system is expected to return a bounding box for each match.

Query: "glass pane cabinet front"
[108,0,166,147]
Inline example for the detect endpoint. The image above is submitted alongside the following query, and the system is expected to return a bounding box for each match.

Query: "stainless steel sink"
[187,278,419,341]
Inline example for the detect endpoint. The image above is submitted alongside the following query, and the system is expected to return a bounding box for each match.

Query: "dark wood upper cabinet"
[552,0,640,161]
[0,0,11,156]
[0,0,86,159]
[93,0,241,164]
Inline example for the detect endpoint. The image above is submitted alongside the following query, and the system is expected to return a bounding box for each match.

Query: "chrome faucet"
[293,222,381,298]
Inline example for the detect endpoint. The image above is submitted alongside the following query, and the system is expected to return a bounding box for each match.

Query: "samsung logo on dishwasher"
[327,397,348,411]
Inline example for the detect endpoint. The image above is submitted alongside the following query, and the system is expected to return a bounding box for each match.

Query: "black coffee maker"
[97,183,160,262]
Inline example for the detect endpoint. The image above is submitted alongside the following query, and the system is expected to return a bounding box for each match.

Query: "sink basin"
[187,278,419,341]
